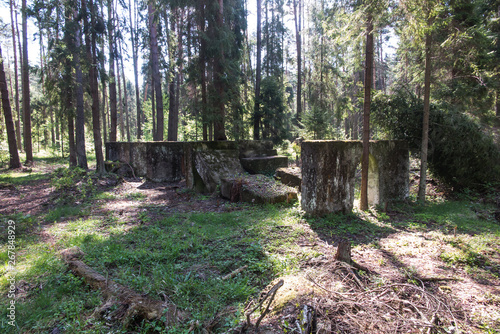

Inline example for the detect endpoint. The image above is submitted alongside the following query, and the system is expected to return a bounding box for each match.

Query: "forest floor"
[0,155,499,333]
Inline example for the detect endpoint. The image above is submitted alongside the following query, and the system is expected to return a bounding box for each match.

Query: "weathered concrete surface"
[240,156,288,175]
[220,175,297,204]
[238,140,289,174]
[301,140,409,216]
[275,167,302,190]
[183,141,244,193]
[106,142,185,182]
[106,140,292,193]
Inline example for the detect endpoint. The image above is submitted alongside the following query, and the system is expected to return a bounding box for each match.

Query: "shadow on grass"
[0,204,288,333]
[303,212,397,247]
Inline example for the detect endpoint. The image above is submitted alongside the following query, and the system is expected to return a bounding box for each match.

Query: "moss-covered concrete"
[301,140,409,216]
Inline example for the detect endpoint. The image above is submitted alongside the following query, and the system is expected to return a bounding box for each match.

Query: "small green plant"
[51,167,97,204]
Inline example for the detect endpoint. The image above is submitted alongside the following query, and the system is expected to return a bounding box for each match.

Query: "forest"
[1,0,500,333]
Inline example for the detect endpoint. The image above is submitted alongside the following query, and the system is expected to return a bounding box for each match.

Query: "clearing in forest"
[0,157,499,333]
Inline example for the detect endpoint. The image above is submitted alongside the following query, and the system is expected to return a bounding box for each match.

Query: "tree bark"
[118,35,131,142]
[108,0,118,142]
[83,0,105,173]
[293,0,302,124]
[128,0,141,140]
[213,0,227,141]
[418,29,432,203]
[0,45,21,169]
[360,15,373,211]
[167,9,179,142]
[9,0,22,152]
[196,0,208,141]
[149,0,164,141]
[72,7,88,170]
[253,0,262,140]
[22,0,33,164]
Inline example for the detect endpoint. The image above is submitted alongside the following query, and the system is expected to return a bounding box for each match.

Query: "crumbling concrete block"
[105,142,185,182]
[301,140,409,216]
[240,156,288,175]
[220,175,297,204]
[275,167,302,190]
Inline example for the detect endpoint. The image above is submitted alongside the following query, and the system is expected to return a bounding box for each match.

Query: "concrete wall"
[301,140,409,216]
[106,142,186,182]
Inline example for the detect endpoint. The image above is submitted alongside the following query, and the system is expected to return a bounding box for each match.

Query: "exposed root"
[60,247,185,328]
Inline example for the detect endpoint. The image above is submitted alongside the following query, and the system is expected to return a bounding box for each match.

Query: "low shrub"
[372,90,500,191]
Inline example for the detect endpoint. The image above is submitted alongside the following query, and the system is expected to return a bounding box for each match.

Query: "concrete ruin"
[301,140,409,216]
[105,141,294,202]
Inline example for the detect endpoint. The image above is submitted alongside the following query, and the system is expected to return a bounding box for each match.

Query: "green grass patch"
[0,172,49,187]
[0,205,312,333]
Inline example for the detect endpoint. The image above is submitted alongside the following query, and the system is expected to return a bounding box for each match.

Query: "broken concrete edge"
[275,167,302,190]
[220,174,298,204]
[105,141,283,184]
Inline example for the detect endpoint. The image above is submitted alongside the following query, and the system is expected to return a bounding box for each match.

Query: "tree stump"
[334,240,352,263]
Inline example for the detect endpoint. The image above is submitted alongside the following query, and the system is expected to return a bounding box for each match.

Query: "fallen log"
[60,247,185,328]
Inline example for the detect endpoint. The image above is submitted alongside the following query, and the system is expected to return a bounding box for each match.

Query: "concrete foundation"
[301,140,409,216]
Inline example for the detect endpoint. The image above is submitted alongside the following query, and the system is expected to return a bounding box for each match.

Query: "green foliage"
[372,90,500,190]
[260,76,290,144]
[51,167,97,203]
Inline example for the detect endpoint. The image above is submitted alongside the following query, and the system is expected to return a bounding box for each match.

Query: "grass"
[0,202,311,333]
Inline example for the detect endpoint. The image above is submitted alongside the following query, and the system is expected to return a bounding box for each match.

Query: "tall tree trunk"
[418,29,432,203]
[293,0,302,124]
[360,15,373,211]
[22,0,33,164]
[0,45,21,169]
[108,0,118,142]
[71,7,88,169]
[117,55,124,141]
[83,0,105,172]
[9,0,22,152]
[149,0,163,141]
[151,74,156,138]
[213,0,227,141]
[128,0,141,140]
[100,1,107,144]
[167,10,178,142]
[253,0,262,140]
[118,36,131,142]
[196,0,208,141]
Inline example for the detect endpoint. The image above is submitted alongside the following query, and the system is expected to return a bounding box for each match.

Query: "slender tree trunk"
[149,0,163,141]
[213,0,227,141]
[117,55,124,141]
[293,0,302,124]
[418,29,432,203]
[83,0,105,172]
[360,15,373,211]
[108,0,118,142]
[22,0,33,164]
[72,8,88,169]
[253,0,262,140]
[0,45,21,169]
[128,0,141,139]
[196,0,208,141]
[100,2,107,144]
[118,36,131,142]
[151,73,156,138]
[9,0,22,152]
[167,10,178,142]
